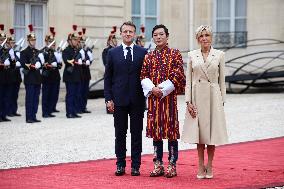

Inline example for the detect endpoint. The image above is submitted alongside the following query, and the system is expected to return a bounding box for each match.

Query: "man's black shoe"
[43,114,56,118]
[1,117,11,122]
[115,166,125,176]
[74,114,81,118]
[26,119,34,123]
[53,109,60,113]
[82,110,91,113]
[13,113,21,116]
[33,119,41,122]
[66,114,76,118]
[131,168,140,176]
[7,114,14,117]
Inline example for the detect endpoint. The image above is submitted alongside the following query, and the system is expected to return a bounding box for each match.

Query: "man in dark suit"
[104,21,147,176]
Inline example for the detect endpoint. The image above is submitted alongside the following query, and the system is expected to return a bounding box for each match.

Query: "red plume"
[112,26,117,33]
[28,24,33,32]
[9,28,14,35]
[82,28,86,35]
[78,31,82,36]
[0,24,4,31]
[140,25,145,33]
[72,25,77,31]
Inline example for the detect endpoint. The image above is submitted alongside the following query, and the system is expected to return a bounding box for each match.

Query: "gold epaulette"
[67,59,74,65]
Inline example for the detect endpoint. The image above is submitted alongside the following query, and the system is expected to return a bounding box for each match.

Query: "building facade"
[0,0,283,82]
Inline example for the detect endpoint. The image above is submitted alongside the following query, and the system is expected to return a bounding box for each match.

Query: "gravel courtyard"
[0,92,283,169]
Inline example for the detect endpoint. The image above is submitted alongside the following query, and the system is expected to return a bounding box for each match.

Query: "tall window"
[132,0,159,41]
[14,2,46,48]
[214,0,247,48]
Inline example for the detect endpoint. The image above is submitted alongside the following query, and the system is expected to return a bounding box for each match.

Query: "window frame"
[213,0,247,32]
[14,1,47,48]
[131,0,160,42]
[212,0,247,48]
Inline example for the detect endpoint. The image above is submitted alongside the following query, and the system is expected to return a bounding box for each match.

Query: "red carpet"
[0,137,284,189]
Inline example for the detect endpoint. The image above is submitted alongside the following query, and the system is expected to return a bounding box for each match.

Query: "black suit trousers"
[114,104,144,169]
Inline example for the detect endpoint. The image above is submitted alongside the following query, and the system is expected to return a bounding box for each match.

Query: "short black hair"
[120,21,136,32]
[152,24,169,37]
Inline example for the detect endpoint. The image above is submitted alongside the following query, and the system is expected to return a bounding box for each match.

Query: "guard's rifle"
[14,38,25,62]
[85,39,98,52]
[26,40,56,69]
[13,38,24,51]
[0,38,8,66]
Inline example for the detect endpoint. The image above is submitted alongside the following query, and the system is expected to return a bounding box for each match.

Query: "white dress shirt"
[122,42,134,61]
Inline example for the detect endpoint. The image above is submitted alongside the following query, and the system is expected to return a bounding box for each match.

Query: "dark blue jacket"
[104,45,147,107]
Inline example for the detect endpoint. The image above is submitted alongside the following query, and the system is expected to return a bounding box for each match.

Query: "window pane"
[216,20,230,32]
[34,29,43,48]
[14,28,25,45]
[145,0,157,16]
[145,18,156,41]
[235,0,246,17]
[217,0,230,18]
[31,5,43,27]
[132,17,141,32]
[235,19,246,31]
[14,3,25,26]
[132,0,140,15]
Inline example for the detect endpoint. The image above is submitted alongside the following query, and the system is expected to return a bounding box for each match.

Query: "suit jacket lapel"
[196,49,210,80]
[119,45,125,61]
[206,47,216,69]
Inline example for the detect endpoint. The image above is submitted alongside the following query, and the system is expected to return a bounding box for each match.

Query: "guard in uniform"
[5,28,22,117]
[20,24,42,123]
[0,24,11,122]
[135,25,146,47]
[62,25,82,118]
[79,28,92,113]
[41,27,62,118]
[102,26,117,114]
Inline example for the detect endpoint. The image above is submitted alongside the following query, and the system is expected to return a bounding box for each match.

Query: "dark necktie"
[126,47,132,63]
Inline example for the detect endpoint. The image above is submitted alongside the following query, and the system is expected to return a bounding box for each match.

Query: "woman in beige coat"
[183,25,228,179]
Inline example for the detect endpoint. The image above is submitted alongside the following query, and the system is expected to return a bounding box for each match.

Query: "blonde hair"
[195,25,212,39]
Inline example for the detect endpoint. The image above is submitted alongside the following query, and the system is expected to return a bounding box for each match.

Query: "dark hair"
[120,21,136,32]
[152,24,169,37]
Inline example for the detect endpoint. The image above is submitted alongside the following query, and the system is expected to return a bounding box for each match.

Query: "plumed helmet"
[45,27,56,42]
[7,28,15,42]
[0,24,7,40]
[27,24,36,40]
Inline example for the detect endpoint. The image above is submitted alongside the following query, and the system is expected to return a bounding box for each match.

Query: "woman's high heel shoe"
[205,166,213,179]
[196,166,206,179]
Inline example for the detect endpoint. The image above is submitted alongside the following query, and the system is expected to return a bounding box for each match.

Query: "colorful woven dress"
[140,45,186,141]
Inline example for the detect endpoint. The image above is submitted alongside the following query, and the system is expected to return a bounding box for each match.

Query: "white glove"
[79,49,85,60]
[78,58,83,65]
[38,53,45,64]
[35,61,41,69]
[51,62,57,67]
[16,52,20,59]
[54,52,62,63]
[87,51,94,61]
[9,48,15,61]
[16,61,21,67]
[4,59,10,66]
[86,60,90,66]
